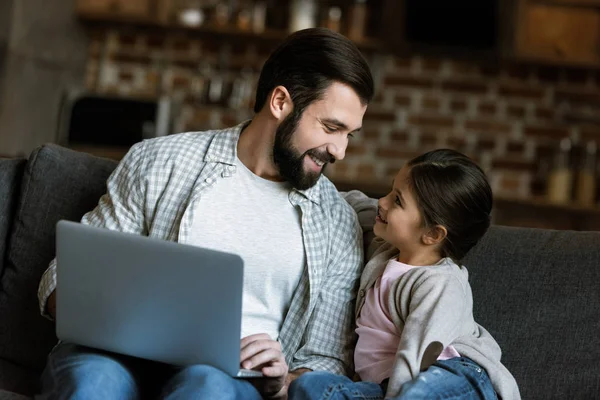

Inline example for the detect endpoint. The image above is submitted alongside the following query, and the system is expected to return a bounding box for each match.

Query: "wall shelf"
[333,178,600,230]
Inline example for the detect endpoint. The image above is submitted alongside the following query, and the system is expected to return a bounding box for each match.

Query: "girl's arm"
[385,272,469,398]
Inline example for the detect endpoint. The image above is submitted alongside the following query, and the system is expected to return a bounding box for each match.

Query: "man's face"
[273,82,368,190]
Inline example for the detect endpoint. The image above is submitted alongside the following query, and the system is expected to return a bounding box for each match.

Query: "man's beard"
[272,110,335,190]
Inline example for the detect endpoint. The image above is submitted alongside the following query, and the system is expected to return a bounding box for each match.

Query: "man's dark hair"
[407,149,493,262]
[254,28,374,114]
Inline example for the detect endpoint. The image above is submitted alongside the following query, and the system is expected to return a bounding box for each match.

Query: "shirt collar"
[292,178,323,205]
[203,121,248,166]
[205,120,324,205]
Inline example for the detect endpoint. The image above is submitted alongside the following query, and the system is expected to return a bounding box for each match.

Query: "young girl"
[289,149,520,399]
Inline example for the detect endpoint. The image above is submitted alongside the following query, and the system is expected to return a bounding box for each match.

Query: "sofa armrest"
[0,158,26,277]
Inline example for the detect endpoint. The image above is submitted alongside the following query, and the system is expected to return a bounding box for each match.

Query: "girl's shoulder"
[395,259,469,291]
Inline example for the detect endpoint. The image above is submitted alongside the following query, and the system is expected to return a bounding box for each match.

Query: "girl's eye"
[395,196,402,207]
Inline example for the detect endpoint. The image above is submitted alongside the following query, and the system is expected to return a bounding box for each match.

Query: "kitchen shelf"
[77,11,384,51]
[494,195,600,215]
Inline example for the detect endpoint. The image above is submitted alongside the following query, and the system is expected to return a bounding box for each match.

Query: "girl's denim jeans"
[288,357,498,400]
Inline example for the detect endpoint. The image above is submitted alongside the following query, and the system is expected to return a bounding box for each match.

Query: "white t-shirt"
[185,157,305,340]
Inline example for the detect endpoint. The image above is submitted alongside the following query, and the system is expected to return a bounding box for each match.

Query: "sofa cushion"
[0,145,117,382]
[0,390,32,400]
[0,358,38,396]
[0,159,25,280]
[463,225,600,400]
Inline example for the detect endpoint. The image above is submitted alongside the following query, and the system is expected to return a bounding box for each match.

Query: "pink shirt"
[354,258,460,383]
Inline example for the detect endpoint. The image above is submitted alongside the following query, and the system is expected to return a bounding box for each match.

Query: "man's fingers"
[240,337,282,362]
[260,363,288,377]
[240,333,272,348]
[241,348,285,371]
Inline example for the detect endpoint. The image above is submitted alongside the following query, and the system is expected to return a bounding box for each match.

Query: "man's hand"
[240,333,288,398]
[47,290,57,319]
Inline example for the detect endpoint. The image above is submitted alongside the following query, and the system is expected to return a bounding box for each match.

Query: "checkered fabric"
[38,122,364,374]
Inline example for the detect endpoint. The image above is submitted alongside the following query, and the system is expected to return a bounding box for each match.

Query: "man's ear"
[268,85,293,121]
[422,225,447,246]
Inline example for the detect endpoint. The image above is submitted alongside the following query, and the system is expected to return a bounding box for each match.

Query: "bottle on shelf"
[530,155,551,198]
[575,141,597,206]
[347,0,368,41]
[325,6,342,33]
[547,138,573,204]
[289,0,317,32]
[252,1,267,33]
[214,2,231,26]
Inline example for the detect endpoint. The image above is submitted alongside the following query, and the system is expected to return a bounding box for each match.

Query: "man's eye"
[324,125,337,133]
[348,133,354,139]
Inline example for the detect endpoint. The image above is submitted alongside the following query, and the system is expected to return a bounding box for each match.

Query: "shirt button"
[228,165,236,172]
[359,289,365,297]
[205,177,214,184]
[206,155,214,162]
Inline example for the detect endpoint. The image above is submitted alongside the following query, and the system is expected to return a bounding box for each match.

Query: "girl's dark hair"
[254,28,374,114]
[407,149,493,262]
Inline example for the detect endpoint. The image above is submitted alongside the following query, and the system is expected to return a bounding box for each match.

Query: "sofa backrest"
[0,159,26,279]
[463,225,600,399]
[0,145,117,379]
[2,144,599,399]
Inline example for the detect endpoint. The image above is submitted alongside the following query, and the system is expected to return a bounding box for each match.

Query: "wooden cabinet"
[516,2,600,66]
[76,0,151,19]
[537,0,600,5]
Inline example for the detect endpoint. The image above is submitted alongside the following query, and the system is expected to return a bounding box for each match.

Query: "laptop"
[55,220,263,378]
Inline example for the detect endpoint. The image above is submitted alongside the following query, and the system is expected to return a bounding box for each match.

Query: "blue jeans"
[36,342,263,400]
[288,357,497,400]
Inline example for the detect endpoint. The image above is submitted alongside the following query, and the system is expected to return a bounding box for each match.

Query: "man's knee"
[289,371,347,396]
[162,365,255,400]
[172,364,232,386]
[40,344,139,399]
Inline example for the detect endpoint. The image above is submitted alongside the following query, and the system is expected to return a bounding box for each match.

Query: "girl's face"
[374,166,435,264]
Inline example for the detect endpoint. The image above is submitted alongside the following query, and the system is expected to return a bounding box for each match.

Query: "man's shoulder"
[136,125,241,166]
[142,129,219,157]
[316,177,360,227]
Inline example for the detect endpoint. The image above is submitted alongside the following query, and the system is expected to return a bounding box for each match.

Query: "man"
[37,27,374,399]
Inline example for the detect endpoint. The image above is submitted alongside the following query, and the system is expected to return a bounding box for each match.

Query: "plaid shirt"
[38,122,364,375]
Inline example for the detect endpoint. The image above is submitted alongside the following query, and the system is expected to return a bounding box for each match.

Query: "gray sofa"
[0,144,599,399]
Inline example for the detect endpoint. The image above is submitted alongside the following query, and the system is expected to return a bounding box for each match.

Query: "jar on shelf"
[176,0,204,27]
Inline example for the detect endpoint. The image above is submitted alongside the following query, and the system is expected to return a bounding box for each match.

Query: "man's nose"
[326,138,347,161]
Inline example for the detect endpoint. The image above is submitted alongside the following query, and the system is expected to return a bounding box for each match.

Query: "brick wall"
[85,28,600,199]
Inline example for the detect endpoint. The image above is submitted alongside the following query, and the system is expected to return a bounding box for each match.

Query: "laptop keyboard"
[237,369,265,378]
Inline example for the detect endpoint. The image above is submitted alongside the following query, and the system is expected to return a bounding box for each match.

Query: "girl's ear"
[422,225,447,246]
